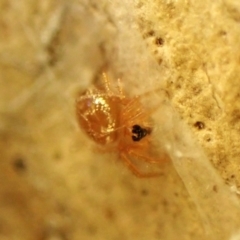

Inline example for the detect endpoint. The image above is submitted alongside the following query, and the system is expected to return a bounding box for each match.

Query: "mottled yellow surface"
[1,1,240,240]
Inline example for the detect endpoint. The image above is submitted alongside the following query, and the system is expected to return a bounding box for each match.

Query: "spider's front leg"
[120,153,162,178]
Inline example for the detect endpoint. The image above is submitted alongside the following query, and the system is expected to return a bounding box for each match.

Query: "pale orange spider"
[76,73,167,177]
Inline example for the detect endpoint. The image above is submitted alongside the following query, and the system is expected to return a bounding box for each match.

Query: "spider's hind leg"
[128,150,164,164]
[120,153,162,178]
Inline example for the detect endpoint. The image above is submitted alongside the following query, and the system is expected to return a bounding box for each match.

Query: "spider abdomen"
[76,92,120,145]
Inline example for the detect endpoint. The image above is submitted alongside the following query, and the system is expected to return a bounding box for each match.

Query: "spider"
[76,73,167,177]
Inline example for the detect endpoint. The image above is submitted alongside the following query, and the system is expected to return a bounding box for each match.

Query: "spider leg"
[128,150,164,164]
[135,87,169,100]
[102,72,112,94]
[120,153,161,178]
[122,97,160,125]
[122,98,148,125]
[122,97,140,115]
[117,78,125,99]
[123,86,168,114]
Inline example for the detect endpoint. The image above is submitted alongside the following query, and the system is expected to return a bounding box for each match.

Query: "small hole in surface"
[157,58,163,65]
[147,30,155,36]
[12,157,26,171]
[155,37,164,46]
[203,133,212,142]
[141,189,149,196]
[213,185,218,192]
[194,121,205,130]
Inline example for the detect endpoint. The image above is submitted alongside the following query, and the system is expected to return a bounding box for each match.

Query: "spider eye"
[132,124,148,142]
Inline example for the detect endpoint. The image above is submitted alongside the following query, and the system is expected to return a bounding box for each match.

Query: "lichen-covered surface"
[1,0,240,240]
